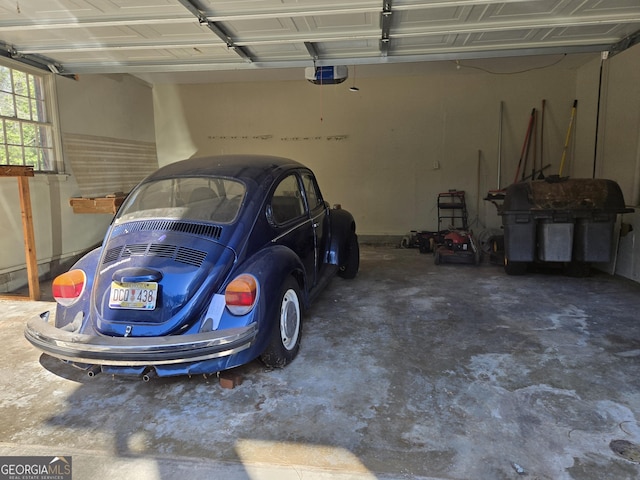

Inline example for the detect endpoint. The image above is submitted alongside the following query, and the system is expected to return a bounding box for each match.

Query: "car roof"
[145,155,306,184]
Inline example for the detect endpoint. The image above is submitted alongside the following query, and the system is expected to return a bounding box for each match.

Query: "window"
[116,177,246,224]
[302,173,322,209]
[0,63,56,171]
[271,174,305,224]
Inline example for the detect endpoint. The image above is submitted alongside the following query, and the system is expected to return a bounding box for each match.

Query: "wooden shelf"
[69,194,125,214]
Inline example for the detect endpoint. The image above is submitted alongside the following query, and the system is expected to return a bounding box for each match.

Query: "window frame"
[301,171,324,211]
[269,173,307,225]
[0,58,63,173]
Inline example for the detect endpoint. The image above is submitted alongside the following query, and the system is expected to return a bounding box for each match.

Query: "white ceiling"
[0,0,639,84]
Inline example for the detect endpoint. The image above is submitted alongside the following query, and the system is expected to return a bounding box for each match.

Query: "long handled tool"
[538,99,546,179]
[558,99,578,177]
[531,106,537,181]
[497,101,503,189]
[513,108,536,184]
[522,108,536,181]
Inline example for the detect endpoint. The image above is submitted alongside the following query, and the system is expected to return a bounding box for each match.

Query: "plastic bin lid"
[502,177,634,213]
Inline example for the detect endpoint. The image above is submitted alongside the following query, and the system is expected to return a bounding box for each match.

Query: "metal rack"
[437,190,468,231]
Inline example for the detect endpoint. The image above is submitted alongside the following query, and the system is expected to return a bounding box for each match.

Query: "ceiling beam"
[380,1,392,57]
[608,28,640,57]
[304,42,320,61]
[0,41,67,75]
[60,44,606,75]
[176,0,252,62]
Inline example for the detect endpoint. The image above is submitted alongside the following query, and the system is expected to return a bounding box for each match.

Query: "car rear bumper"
[24,312,258,367]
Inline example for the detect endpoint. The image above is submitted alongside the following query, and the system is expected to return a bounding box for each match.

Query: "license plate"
[109,282,158,310]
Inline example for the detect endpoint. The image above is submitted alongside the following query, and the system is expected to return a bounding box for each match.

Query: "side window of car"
[302,173,322,210]
[271,174,305,224]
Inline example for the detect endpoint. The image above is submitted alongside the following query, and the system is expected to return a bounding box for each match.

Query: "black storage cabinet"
[500,178,633,271]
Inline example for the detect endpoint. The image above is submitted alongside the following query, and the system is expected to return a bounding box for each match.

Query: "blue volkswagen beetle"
[25,155,359,379]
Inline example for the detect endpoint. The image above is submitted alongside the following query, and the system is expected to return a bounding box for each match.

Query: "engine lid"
[91,228,236,337]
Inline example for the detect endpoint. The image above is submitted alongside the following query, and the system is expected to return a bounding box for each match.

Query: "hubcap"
[280,289,300,350]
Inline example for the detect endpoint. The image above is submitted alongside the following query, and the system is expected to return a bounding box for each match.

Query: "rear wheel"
[260,277,302,368]
[338,233,359,279]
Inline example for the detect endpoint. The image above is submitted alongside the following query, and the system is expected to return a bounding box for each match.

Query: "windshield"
[116,177,246,224]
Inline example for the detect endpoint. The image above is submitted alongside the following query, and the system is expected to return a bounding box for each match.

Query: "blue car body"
[25,155,359,379]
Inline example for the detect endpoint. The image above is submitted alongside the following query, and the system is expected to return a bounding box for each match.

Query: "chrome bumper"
[25,313,258,366]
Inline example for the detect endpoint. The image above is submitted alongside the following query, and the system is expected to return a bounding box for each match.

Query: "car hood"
[90,220,237,337]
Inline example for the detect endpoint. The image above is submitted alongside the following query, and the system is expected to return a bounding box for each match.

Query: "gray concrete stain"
[2,245,640,479]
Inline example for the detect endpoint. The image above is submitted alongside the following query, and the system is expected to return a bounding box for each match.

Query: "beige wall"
[575,46,640,199]
[575,45,640,281]
[54,73,157,255]
[0,72,156,292]
[154,63,579,236]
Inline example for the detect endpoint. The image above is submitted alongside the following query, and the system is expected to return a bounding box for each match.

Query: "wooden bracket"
[0,165,40,301]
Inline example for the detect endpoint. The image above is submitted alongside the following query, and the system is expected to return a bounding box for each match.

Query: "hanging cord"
[320,74,323,123]
[314,60,323,123]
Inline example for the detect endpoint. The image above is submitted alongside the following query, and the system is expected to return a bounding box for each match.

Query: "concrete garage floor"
[2,245,640,480]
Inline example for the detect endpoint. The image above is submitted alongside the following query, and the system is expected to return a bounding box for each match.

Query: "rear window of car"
[116,177,246,224]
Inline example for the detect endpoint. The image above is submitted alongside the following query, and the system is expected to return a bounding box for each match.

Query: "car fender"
[232,243,306,306]
[218,244,306,356]
[55,247,101,329]
[328,207,356,266]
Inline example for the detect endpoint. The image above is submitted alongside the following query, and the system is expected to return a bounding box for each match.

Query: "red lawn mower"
[434,229,481,265]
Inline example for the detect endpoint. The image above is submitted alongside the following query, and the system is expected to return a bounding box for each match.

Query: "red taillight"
[52,270,86,306]
[225,274,258,315]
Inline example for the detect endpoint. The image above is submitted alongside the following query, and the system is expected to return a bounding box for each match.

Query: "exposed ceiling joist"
[0,41,67,76]
[177,0,252,63]
[608,29,640,58]
[57,44,606,76]
[380,1,392,57]
[304,42,320,61]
